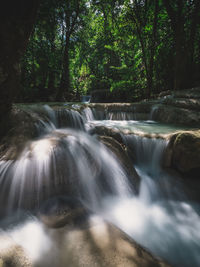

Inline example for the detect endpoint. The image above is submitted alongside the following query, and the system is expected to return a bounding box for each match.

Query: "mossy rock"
[0,107,38,160]
[166,130,200,177]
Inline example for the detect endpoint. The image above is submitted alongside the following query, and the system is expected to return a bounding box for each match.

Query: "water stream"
[0,105,200,266]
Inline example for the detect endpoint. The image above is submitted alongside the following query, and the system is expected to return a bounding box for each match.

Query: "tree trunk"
[174,27,184,90]
[163,0,185,90]
[0,1,40,138]
[56,35,70,101]
[148,0,159,96]
[186,0,200,86]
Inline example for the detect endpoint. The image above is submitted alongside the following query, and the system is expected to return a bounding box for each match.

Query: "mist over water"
[0,105,200,267]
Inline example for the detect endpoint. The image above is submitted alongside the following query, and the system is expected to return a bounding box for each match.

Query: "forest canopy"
[20,0,200,103]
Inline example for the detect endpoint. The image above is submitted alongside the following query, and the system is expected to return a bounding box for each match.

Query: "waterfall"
[0,104,200,267]
[0,106,132,215]
[82,107,105,121]
[149,105,159,120]
[106,111,135,120]
[25,105,85,135]
[82,107,95,121]
[103,134,200,267]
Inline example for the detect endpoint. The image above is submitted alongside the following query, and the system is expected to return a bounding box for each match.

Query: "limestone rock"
[152,104,200,126]
[90,126,125,145]
[38,196,88,228]
[162,97,200,111]
[44,220,171,267]
[0,235,32,267]
[0,107,38,160]
[165,130,200,177]
[0,219,171,267]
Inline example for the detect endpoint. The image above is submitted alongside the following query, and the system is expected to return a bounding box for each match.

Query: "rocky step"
[0,219,171,267]
[152,104,200,126]
[161,97,200,111]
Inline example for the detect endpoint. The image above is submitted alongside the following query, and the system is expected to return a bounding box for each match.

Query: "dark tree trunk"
[148,0,159,97]
[163,0,187,90]
[56,1,80,102]
[132,0,158,99]
[186,0,200,86]
[0,1,40,138]
[48,70,56,97]
[56,35,70,101]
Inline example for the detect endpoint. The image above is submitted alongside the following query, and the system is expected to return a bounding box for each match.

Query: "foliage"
[20,0,200,102]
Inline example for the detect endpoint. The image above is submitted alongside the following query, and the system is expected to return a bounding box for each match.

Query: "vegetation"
[0,1,40,137]
[1,0,200,129]
[19,0,200,103]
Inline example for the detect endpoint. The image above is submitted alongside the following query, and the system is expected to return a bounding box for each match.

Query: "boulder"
[0,106,38,160]
[162,97,200,111]
[151,104,200,126]
[173,87,200,99]
[89,126,125,145]
[165,130,200,178]
[38,196,88,228]
[99,136,140,193]
[0,220,171,267]
[44,220,171,267]
[0,235,32,267]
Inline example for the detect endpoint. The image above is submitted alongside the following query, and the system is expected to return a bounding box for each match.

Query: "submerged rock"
[165,130,200,178]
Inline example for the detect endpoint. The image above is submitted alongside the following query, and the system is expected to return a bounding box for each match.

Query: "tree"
[163,0,200,90]
[124,0,159,98]
[0,1,40,138]
[56,0,86,101]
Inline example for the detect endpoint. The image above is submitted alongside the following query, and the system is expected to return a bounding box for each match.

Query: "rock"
[162,97,200,111]
[165,130,200,178]
[158,90,171,98]
[89,126,125,145]
[99,136,140,193]
[0,219,171,267]
[173,87,200,99]
[38,196,88,228]
[0,106,38,160]
[152,104,200,126]
[43,220,171,267]
[0,235,32,267]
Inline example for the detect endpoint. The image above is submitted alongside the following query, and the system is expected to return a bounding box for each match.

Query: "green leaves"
[20,0,200,102]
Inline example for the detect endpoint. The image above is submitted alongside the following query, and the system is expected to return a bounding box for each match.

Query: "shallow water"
[86,119,191,135]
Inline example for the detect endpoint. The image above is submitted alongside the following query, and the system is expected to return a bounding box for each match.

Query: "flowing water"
[0,105,200,266]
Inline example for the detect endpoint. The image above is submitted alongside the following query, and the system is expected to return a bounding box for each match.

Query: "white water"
[0,105,200,267]
[102,135,200,266]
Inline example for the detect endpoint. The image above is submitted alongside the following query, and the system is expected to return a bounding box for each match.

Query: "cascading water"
[0,104,200,267]
[103,135,200,267]
[0,105,132,216]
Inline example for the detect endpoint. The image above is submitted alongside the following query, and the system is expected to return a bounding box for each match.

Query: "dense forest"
[20,0,200,103]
